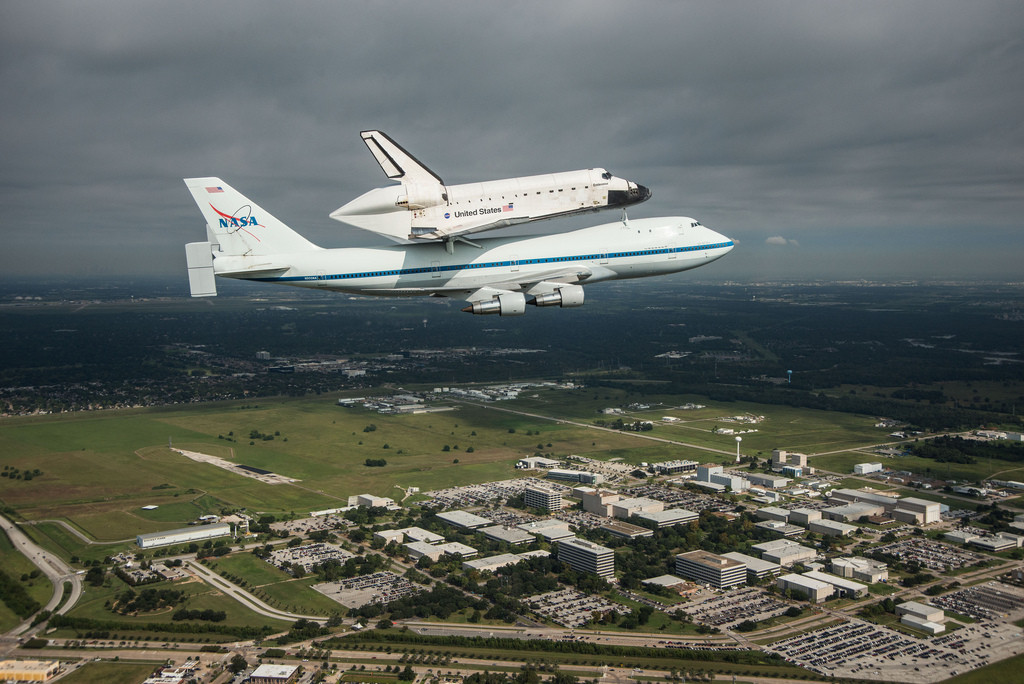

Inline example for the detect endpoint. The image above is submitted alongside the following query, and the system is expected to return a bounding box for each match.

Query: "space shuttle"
[330,130,651,249]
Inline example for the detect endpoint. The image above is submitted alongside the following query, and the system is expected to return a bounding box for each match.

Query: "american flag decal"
[206,186,224,193]
[503,202,514,212]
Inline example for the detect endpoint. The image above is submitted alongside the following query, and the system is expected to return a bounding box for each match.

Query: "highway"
[0,513,83,639]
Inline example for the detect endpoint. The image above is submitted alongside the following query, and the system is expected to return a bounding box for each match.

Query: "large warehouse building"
[136,523,232,549]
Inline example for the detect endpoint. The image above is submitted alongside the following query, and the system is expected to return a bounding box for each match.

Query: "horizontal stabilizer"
[185,242,217,297]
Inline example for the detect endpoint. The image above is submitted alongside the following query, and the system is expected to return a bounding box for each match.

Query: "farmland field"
[0,384,980,567]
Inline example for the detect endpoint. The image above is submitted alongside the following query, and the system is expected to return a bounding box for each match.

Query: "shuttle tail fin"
[359,130,444,185]
[183,177,320,257]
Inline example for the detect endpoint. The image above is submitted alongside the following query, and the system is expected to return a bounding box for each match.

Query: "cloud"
[0,1,1022,281]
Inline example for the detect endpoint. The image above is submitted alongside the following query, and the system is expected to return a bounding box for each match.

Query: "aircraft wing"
[359,130,443,185]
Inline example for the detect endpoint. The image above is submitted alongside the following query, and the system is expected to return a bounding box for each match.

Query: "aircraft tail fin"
[360,130,444,185]
[183,177,320,257]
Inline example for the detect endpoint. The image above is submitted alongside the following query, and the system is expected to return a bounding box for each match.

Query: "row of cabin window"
[451,186,587,204]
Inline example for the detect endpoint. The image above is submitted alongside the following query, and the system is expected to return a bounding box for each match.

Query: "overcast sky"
[2,1,1022,284]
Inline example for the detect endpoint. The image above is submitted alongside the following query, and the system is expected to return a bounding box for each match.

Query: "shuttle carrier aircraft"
[184,177,733,316]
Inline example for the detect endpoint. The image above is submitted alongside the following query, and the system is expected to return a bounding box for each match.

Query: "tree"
[228,654,248,674]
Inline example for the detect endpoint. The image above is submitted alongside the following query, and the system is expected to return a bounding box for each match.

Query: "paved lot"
[314,571,423,609]
[768,616,1024,683]
[529,588,622,628]
[685,586,792,628]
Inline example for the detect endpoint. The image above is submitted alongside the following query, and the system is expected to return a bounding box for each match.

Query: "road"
[453,400,736,457]
[0,513,83,639]
[185,559,324,625]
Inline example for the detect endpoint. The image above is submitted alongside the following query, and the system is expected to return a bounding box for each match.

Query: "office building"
[557,537,615,578]
[675,550,746,588]
[137,523,231,549]
[524,485,563,512]
[777,573,832,603]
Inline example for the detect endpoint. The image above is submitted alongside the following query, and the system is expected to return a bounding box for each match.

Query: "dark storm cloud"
[1,1,1022,281]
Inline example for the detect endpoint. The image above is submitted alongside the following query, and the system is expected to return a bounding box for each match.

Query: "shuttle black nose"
[608,182,651,207]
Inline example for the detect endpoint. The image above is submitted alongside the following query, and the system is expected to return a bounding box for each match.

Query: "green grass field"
[204,552,344,616]
[941,653,1024,684]
[60,568,291,637]
[0,528,53,632]
[0,387,996,573]
[56,661,160,684]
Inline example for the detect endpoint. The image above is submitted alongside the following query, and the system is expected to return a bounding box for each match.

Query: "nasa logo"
[210,203,261,230]
[444,212,451,219]
[217,216,260,228]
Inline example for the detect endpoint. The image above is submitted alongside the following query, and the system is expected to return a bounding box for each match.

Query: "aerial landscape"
[2,2,1024,684]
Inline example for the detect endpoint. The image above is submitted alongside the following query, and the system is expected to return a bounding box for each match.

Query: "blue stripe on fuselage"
[251,241,734,283]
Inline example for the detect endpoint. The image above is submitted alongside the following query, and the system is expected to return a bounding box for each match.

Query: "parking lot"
[271,514,350,536]
[931,581,1024,621]
[313,570,423,609]
[684,586,792,628]
[529,588,622,628]
[769,616,1024,683]
[621,483,733,513]
[425,477,570,509]
[268,542,353,574]
[872,538,987,572]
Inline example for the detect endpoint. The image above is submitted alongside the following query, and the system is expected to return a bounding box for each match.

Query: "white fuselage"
[217,217,733,296]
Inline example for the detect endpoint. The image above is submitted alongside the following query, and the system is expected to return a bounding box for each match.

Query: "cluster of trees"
[112,587,185,615]
[911,435,1024,464]
[1,465,43,481]
[338,629,784,665]
[275,617,328,645]
[248,428,281,441]
[314,553,389,582]
[48,613,274,639]
[364,458,387,467]
[172,608,226,622]
[465,666,583,684]
[0,569,42,618]
[351,584,483,621]
[859,597,901,620]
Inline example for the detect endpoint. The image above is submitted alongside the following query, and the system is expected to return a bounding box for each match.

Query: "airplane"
[329,130,652,251]
[183,177,734,316]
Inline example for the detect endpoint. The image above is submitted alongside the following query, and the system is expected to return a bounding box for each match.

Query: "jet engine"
[528,284,585,308]
[461,292,527,316]
[396,183,446,210]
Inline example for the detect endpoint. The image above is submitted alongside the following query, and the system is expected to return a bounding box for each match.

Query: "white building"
[675,550,746,588]
[611,496,664,519]
[652,459,698,475]
[524,485,563,512]
[722,551,781,582]
[808,519,857,537]
[777,573,832,603]
[137,523,231,549]
[251,663,299,684]
[752,539,816,567]
[854,462,883,475]
[557,537,615,578]
[830,557,888,583]
[802,570,868,598]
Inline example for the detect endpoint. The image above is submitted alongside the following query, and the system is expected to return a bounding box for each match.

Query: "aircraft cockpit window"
[601,172,612,180]
[690,221,702,228]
